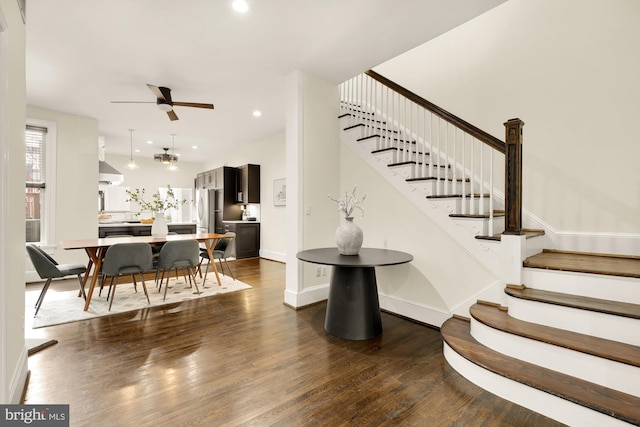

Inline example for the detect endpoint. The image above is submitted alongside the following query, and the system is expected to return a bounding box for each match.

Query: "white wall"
[106,152,203,193]
[339,145,495,312]
[203,132,287,262]
[105,152,203,222]
[1,0,27,403]
[26,107,99,267]
[374,0,640,235]
[284,71,341,307]
[201,132,287,262]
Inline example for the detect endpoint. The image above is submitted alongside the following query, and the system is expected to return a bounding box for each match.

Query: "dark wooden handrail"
[365,69,506,154]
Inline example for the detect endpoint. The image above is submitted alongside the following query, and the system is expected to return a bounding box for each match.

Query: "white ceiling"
[26,0,506,163]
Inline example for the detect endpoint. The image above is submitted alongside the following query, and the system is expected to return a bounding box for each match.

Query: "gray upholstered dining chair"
[101,242,153,311]
[199,232,236,282]
[26,244,87,317]
[100,234,136,296]
[156,239,201,301]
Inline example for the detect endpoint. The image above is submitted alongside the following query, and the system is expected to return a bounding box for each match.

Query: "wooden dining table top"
[60,232,232,311]
[60,232,231,250]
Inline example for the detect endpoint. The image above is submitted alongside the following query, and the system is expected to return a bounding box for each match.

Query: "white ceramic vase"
[335,217,363,255]
[151,212,168,238]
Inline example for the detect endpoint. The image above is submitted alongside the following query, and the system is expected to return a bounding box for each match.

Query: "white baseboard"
[10,347,28,403]
[259,249,286,263]
[524,212,640,256]
[378,292,450,328]
[284,283,329,308]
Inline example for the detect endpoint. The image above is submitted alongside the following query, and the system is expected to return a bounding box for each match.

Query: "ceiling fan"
[111,84,214,121]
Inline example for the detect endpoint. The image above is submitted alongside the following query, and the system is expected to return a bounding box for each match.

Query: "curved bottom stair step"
[441,317,640,426]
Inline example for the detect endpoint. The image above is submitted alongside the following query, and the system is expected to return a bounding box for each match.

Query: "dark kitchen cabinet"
[223,222,260,259]
[236,164,260,204]
[223,167,242,220]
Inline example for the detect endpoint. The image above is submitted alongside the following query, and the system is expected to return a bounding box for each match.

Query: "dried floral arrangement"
[328,185,366,218]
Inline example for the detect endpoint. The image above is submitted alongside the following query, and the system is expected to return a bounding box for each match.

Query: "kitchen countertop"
[98,221,197,227]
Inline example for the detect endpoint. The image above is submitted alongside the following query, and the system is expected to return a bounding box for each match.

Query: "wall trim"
[378,292,451,328]
[283,283,329,308]
[10,348,28,404]
[259,250,286,263]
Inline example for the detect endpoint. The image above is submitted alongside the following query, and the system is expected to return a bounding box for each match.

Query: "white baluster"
[489,148,494,236]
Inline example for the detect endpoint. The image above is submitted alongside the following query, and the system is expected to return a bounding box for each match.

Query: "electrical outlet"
[315,266,322,277]
[320,266,327,276]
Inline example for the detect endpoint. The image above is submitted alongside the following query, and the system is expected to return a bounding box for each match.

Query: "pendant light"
[127,129,138,170]
[168,134,179,171]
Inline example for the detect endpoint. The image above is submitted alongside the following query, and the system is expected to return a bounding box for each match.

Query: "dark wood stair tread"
[450,210,505,219]
[524,249,640,279]
[505,285,640,320]
[470,302,640,368]
[441,317,640,425]
[406,177,470,183]
[427,193,490,199]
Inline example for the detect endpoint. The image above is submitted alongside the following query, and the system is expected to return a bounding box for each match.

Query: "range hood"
[98,161,124,185]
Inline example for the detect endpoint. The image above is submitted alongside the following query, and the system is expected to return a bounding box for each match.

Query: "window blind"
[26,125,47,188]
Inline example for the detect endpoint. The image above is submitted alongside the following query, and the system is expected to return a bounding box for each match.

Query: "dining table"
[60,232,231,311]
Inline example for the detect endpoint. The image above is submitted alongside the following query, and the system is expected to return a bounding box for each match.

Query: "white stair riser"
[470,318,640,397]
[388,163,415,179]
[506,295,640,346]
[426,197,495,217]
[522,268,640,305]
[449,215,505,237]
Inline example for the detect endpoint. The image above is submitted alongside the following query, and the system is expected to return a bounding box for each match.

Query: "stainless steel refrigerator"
[196,188,223,233]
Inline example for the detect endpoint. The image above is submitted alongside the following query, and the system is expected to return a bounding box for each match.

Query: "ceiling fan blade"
[167,110,179,121]
[146,84,165,101]
[172,102,215,110]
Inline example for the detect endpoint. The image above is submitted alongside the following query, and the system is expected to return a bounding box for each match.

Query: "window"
[25,120,56,246]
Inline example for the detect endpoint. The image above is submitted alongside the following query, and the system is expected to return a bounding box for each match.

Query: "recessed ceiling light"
[134,149,140,153]
[192,145,198,150]
[253,110,262,117]
[146,140,153,145]
[232,0,249,13]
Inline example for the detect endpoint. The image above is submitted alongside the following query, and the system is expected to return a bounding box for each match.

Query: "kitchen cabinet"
[98,223,196,238]
[223,222,260,259]
[213,167,223,189]
[99,185,130,212]
[223,167,242,220]
[236,164,260,204]
[203,170,215,189]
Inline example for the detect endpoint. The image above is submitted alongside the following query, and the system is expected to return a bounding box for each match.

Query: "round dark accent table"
[296,247,413,340]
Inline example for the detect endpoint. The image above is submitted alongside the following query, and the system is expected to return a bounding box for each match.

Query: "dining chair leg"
[108,276,117,311]
[223,259,236,281]
[202,259,210,285]
[99,273,106,297]
[77,274,87,300]
[188,267,200,295]
[139,273,150,304]
[34,278,53,317]
[131,273,138,293]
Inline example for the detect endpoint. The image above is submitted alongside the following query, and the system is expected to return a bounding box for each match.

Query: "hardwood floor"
[24,258,561,427]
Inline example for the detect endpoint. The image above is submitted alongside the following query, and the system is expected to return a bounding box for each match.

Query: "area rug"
[27,273,251,329]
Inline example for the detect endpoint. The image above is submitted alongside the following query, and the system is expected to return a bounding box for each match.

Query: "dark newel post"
[503,118,524,235]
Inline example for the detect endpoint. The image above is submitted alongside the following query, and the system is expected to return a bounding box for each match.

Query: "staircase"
[338,72,640,426]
